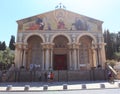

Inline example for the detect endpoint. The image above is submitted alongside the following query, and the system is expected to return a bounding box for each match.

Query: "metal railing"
[0,69,107,82]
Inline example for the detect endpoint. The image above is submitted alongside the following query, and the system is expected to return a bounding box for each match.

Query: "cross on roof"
[55,3,66,9]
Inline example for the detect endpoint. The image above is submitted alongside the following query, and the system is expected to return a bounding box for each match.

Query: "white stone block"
[82,84,86,89]
[24,85,30,91]
[100,84,105,88]
[6,85,12,91]
[63,84,67,90]
[43,85,48,90]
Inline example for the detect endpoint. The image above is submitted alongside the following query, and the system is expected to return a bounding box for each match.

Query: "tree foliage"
[104,30,120,61]
[0,41,6,51]
[114,52,120,61]
[105,60,116,68]
[104,30,114,59]
[9,35,15,50]
[0,48,14,64]
[0,48,15,70]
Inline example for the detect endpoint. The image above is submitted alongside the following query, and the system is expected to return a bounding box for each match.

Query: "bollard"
[82,84,86,89]
[118,83,120,88]
[24,85,30,91]
[63,84,67,90]
[6,85,12,91]
[43,85,48,90]
[100,84,105,88]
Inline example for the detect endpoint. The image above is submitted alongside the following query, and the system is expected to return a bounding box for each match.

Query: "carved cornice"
[15,42,28,50]
[94,42,106,49]
[41,43,54,50]
[68,42,80,49]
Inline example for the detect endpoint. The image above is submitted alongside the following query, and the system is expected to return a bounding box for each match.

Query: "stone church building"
[14,8,106,71]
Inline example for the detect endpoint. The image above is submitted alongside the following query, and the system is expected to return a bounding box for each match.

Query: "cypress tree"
[104,29,114,59]
[116,32,120,52]
[9,35,15,50]
[0,41,2,50]
[1,41,6,51]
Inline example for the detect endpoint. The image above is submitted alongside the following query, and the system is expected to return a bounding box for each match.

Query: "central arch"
[50,33,71,43]
[52,35,69,70]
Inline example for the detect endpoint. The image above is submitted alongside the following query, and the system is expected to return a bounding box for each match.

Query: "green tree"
[116,32,120,52]
[0,48,15,70]
[1,41,6,51]
[104,29,114,59]
[9,35,15,50]
[0,48,14,64]
[114,52,120,61]
[105,60,116,68]
[0,41,2,50]
[110,33,117,52]
[0,51,3,62]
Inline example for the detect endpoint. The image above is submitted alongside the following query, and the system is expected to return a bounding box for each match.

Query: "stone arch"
[76,33,96,43]
[25,34,44,70]
[24,33,45,43]
[50,33,71,43]
[77,33,97,70]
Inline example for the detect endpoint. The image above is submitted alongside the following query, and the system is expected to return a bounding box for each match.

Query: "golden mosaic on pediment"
[17,9,102,32]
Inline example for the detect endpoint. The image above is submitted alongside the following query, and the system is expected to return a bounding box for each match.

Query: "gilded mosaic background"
[18,9,102,32]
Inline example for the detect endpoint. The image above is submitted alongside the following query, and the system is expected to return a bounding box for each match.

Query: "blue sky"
[0,0,120,46]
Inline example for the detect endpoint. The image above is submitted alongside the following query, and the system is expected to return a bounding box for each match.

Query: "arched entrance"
[79,35,94,70]
[53,35,69,70]
[26,35,43,70]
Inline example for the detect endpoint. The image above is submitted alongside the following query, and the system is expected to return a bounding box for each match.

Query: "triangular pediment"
[17,9,103,32]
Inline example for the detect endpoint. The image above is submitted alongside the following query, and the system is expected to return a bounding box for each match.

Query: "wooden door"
[53,54,67,70]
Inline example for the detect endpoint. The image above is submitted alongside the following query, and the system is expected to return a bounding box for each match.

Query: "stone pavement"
[0,80,120,92]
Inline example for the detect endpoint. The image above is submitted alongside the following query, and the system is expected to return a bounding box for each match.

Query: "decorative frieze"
[68,43,80,50]
[15,43,28,51]
[41,43,54,50]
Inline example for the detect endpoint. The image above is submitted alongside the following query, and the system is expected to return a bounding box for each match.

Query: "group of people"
[44,72,54,82]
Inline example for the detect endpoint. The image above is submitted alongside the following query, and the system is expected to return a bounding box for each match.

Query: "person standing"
[47,72,51,82]
[38,73,41,81]
[108,70,114,83]
[50,72,54,82]
[44,72,47,82]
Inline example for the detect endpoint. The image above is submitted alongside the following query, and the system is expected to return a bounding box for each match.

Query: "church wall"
[15,30,105,70]
[15,9,106,71]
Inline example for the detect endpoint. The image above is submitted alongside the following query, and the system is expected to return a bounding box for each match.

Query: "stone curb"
[0,82,120,92]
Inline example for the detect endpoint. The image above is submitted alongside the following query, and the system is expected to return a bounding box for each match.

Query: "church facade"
[15,8,106,71]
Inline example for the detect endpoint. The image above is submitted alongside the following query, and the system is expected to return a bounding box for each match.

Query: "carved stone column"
[14,47,18,68]
[14,43,23,69]
[94,43,100,67]
[77,48,80,70]
[50,48,53,70]
[41,43,52,70]
[91,46,97,68]
[46,48,49,70]
[94,42,104,68]
[68,43,72,70]
[73,48,77,70]
[41,49,45,70]
[72,43,79,70]
[49,43,54,70]
[98,42,106,68]
[22,44,28,68]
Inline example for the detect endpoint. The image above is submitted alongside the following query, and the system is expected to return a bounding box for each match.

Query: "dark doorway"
[53,54,67,70]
